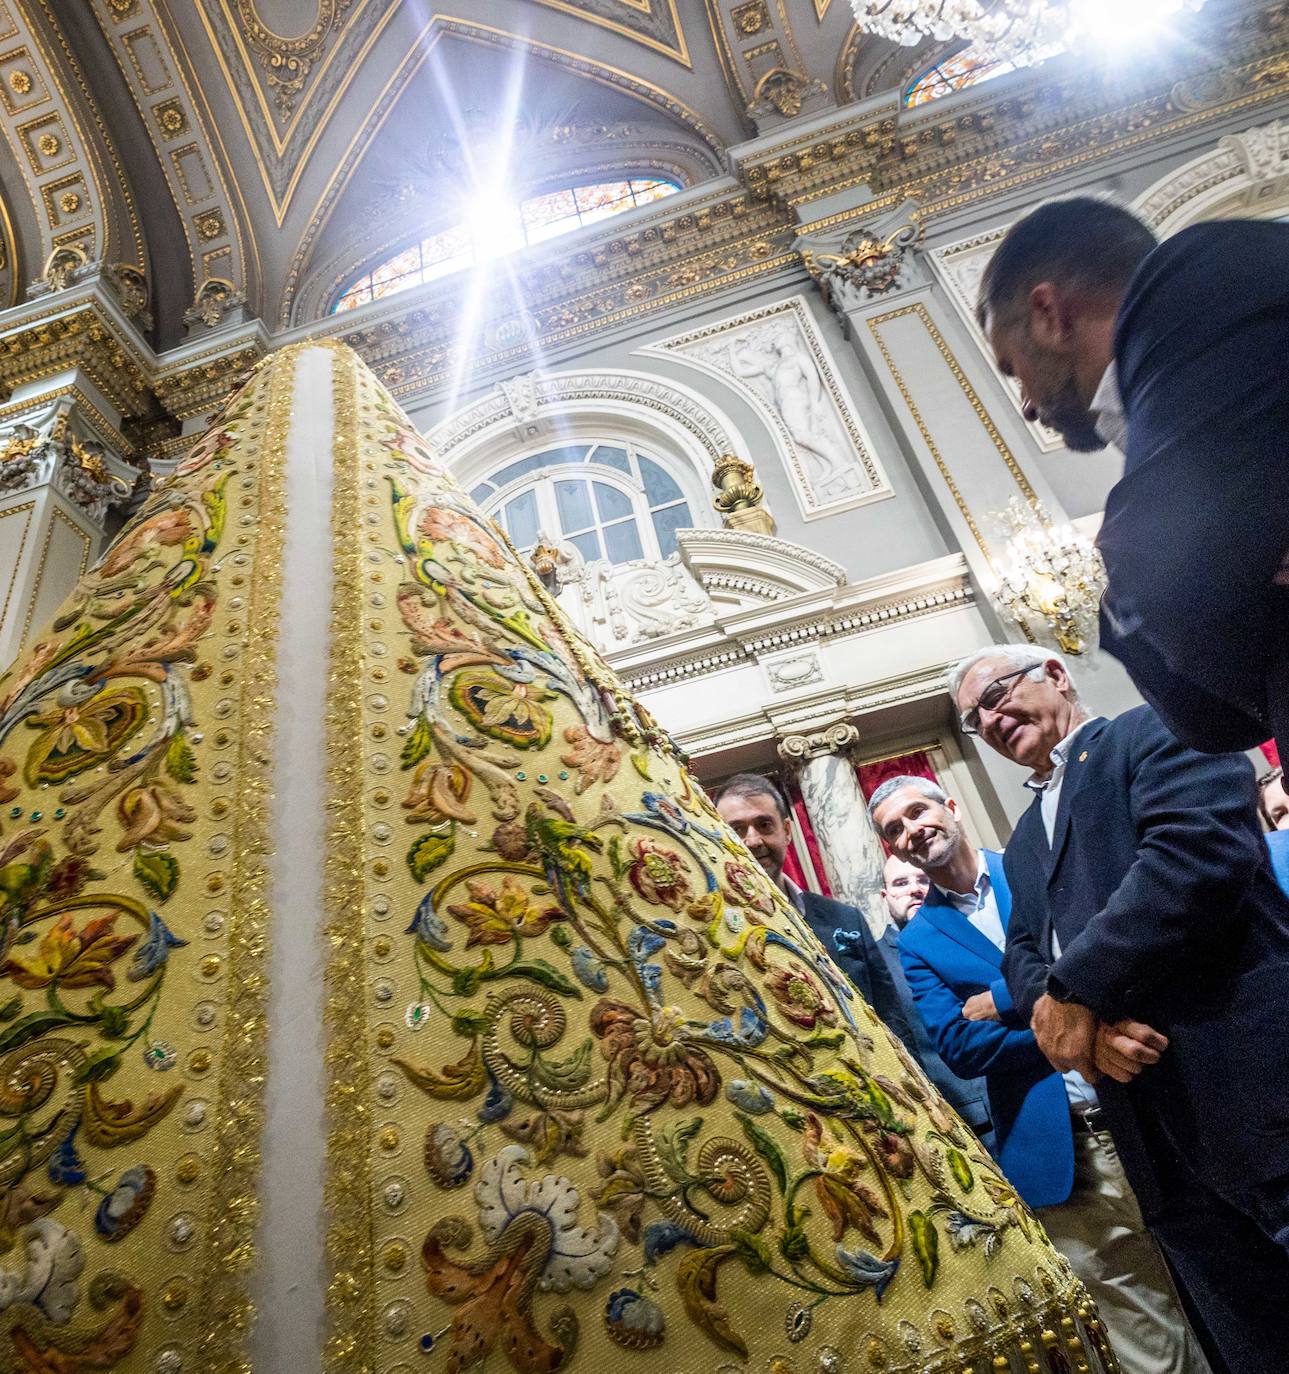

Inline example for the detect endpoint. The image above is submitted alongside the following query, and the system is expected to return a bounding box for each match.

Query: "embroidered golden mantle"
[320,347,1118,1374]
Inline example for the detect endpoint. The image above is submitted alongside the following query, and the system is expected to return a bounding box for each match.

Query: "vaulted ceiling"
[0,0,946,346]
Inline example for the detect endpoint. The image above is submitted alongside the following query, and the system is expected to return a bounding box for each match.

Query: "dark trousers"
[1150,1165,1289,1374]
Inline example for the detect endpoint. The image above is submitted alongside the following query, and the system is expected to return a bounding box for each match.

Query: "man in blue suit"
[871,773,1208,1374]
[952,642,1289,1374]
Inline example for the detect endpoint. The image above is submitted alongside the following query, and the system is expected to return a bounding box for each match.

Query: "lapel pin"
[1078,751,1088,762]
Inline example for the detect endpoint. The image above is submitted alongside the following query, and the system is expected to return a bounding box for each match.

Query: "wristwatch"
[1045,971,1082,1005]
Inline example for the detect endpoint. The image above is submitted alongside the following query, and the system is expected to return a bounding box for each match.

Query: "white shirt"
[935,850,1006,950]
[1022,725,1101,1114]
[1090,362,1127,451]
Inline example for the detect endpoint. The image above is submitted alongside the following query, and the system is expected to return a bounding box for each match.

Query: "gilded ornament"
[7,69,32,95]
[37,132,60,156]
[155,99,188,138]
[59,191,81,215]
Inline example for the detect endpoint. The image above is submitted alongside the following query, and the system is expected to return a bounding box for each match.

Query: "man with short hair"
[952,642,1289,1374]
[714,774,991,1133]
[870,773,1206,1374]
[879,854,929,931]
[977,196,1289,764]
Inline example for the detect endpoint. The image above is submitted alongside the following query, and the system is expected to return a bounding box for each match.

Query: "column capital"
[795,202,926,318]
[777,720,859,764]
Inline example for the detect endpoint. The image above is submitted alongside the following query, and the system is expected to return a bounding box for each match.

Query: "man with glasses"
[951,644,1289,1374]
[870,773,1207,1374]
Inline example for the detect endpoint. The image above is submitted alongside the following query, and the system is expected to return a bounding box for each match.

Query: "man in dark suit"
[976,198,1289,762]
[952,642,1289,1374]
[870,773,1207,1372]
[713,773,990,1131]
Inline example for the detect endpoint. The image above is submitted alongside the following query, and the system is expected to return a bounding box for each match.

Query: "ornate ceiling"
[0,0,948,343]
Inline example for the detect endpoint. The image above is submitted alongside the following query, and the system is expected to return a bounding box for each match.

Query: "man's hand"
[962,990,1000,1022]
[1032,993,1099,1078]
[1094,1018,1169,1084]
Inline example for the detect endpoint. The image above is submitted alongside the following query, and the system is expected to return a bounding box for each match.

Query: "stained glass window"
[333,177,679,312]
[903,42,1064,106]
[470,441,694,567]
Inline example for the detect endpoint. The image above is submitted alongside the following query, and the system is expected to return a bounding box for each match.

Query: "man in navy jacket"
[977,197,1289,763]
[871,774,1206,1373]
[952,642,1289,1374]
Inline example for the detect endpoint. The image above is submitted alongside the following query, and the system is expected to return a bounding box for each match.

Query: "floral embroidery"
[3,912,137,990]
[447,876,565,946]
[765,964,838,1030]
[625,837,692,911]
[591,1000,720,1110]
[560,724,621,794]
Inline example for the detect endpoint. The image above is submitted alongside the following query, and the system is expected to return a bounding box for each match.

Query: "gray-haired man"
[953,642,1289,1374]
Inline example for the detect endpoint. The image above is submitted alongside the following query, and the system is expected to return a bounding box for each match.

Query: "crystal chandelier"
[987,498,1105,655]
[852,0,1209,65]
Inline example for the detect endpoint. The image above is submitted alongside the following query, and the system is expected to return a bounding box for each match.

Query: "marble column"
[778,721,888,936]
[0,388,137,667]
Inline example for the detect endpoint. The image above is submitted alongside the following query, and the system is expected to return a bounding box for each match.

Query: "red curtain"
[1261,740,1281,771]
[782,788,831,897]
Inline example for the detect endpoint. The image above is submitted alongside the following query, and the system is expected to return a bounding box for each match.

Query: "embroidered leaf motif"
[656,1116,702,1183]
[400,716,433,769]
[82,1079,183,1147]
[164,735,197,784]
[737,1111,789,1193]
[393,1038,486,1100]
[677,1247,748,1359]
[133,850,179,904]
[0,1009,76,1056]
[729,1228,772,1276]
[407,830,454,883]
[499,959,580,998]
[947,1147,975,1193]
[72,1047,123,1087]
[532,1037,594,1093]
[0,995,21,1022]
[910,1209,940,1288]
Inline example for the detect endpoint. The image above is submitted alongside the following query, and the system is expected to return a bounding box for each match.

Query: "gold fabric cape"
[0,343,1118,1374]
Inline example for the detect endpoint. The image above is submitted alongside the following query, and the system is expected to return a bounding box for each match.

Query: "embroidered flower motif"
[604,1288,665,1349]
[447,876,565,947]
[590,999,720,1111]
[142,1041,176,1072]
[2,913,137,991]
[25,687,148,786]
[570,947,609,993]
[406,894,452,952]
[95,1165,155,1242]
[802,1114,889,1244]
[418,508,506,569]
[424,1122,473,1189]
[99,507,193,578]
[560,724,621,794]
[115,784,197,852]
[405,1002,432,1031]
[765,964,837,1030]
[423,1145,618,1374]
[127,912,187,981]
[0,1218,86,1323]
[448,670,554,750]
[625,838,692,912]
[402,762,476,825]
[722,859,774,916]
[725,1079,775,1114]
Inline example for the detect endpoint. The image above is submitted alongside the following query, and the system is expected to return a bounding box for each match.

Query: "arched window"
[471,441,694,566]
[903,42,1064,106]
[333,177,680,312]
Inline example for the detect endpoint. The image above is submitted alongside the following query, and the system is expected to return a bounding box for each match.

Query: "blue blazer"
[1268,829,1289,896]
[899,850,1073,1209]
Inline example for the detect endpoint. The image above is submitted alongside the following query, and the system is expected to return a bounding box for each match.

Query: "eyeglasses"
[959,664,1044,735]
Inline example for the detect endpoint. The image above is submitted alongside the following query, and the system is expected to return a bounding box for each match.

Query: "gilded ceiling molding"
[0,188,16,307]
[191,0,402,219]
[0,0,141,285]
[229,0,362,118]
[88,0,257,304]
[278,15,728,324]
[528,0,691,67]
